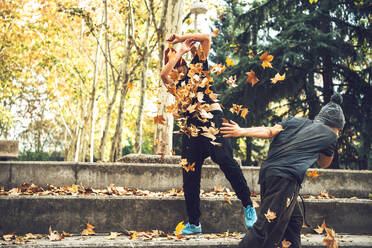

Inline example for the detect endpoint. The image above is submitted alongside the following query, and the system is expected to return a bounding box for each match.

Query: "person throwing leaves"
[221,93,345,248]
[161,33,257,235]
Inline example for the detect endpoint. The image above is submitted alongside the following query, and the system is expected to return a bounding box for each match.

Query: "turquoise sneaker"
[244,205,257,228]
[176,222,202,235]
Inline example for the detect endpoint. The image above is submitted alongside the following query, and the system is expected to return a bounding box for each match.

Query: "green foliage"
[18,150,64,161]
[211,0,371,168]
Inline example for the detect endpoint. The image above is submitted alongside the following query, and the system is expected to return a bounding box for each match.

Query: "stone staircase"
[1,155,372,247]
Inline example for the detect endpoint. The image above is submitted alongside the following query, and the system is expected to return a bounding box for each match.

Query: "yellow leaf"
[175,221,186,236]
[226,57,234,67]
[323,227,338,248]
[252,200,260,208]
[106,232,120,240]
[264,208,277,223]
[271,73,286,84]
[259,51,274,69]
[210,64,226,76]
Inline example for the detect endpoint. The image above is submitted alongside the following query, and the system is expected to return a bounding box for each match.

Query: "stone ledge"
[1,234,372,248]
[0,195,371,235]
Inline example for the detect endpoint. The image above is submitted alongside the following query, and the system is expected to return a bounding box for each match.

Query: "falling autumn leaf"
[154,115,166,125]
[211,64,226,76]
[213,29,219,37]
[264,209,277,223]
[307,169,319,178]
[226,57,234,67]
[259,51,274,69]
[200,123,220,141]
[240,108,249,119]
[127,82,134,92]
[175,221,186,236]
[224,197,232,205]
[281,239,292,248]
[252,200,260,208]
[226,75,238,87]
[309,0,318,4]
[81,221,96,236]
[286,198,291,207]
[271,73,286,84]
[245,70,259,86]
[229,104,242,114]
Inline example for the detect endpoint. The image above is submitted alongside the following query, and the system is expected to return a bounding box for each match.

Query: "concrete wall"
[0,196,371,235]
[1,161,371,198]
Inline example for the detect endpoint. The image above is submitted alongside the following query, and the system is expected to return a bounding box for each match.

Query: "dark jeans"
[181,111,252,225]
[237,176,303,248]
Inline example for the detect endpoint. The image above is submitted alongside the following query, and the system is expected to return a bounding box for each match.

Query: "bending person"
[221,93,345,248]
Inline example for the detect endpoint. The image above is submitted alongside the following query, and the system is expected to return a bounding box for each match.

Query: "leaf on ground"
[81,221,96,236]
[48,226,64,241]
[106,232,120,240]
[264,208,277,223]
[323,227,338,248]
[224,197,232,205]
[314,219,327,234]
[175,221,186,236]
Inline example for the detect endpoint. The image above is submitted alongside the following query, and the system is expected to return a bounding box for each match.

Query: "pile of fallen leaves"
[314,220,339,248]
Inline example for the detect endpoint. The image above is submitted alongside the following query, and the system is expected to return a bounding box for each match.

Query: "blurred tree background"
[1,0,370,169]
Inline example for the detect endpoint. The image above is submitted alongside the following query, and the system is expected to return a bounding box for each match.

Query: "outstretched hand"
[220,120,245,137]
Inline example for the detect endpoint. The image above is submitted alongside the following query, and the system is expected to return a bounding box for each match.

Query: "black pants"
[181,111,252,225]
[237,176,303,248]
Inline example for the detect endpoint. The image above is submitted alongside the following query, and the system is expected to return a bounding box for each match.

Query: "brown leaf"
[323,227,338,248]
[224,197,232,205]
[281,239,292,248]
[48,226,64,241]
[213,29,219,37]
[245,70,259,86]
[314,219,326,234]
[154,115,166,125]
[259,51,274,69]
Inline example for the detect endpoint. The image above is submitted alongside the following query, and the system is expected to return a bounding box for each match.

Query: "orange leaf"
[81,221,96,236]
[307,169,319,178]
[259,51,274,69]
[127,82,134,91]
[314,219,326,234]
[281,239,292,248]
[323,227,338,248]
[252,200,260,208]
[226,75,238,87]
[271,73,286,84]
[211,64,226,76]
[229,104,242,115]
[264,208,277,223]
[245,70,259,86]
[213,29,219,37]
[224,197,232,205]
[226,57,234,67]
[240,108,249,119]
[154,115,166,125]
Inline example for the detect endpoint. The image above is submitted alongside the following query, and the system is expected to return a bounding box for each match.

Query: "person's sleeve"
[320,141,336,157]
[278,116,294,129]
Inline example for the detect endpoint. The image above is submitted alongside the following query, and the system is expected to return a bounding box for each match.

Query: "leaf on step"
[224,197,232,205]
[314,219,326,234]
[106,232,120,240]
[323,227,338,248]
[307,169,319,178]
[48,226,64,241]
[175,221,186,236]
[281,239,291,248]
[81,221,96,236]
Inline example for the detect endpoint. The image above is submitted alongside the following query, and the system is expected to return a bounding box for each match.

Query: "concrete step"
[1,161,371,199]
[1,195,371,235]
[1,233,372,248]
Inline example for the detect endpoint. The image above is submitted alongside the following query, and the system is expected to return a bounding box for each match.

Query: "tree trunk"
[134,11,151,154]
[304,72,321,120]
[153,0,184,155]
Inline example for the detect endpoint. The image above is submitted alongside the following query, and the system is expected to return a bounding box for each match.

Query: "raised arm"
[160,39,196,90]
[167,33,211,59]
[220,120,283,139]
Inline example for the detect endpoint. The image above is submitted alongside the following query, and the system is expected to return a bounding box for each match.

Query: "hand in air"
[179,39,197,54]
[220,120,244,137]
[166,34,182,44]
